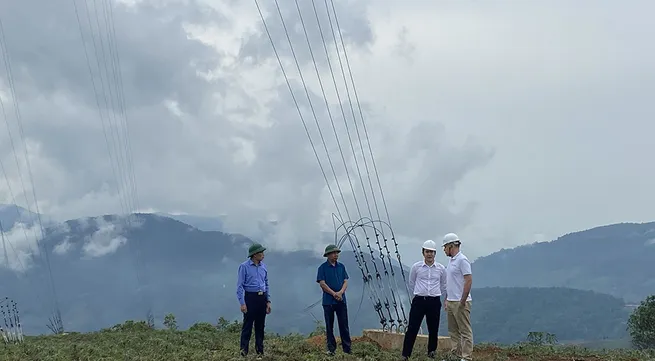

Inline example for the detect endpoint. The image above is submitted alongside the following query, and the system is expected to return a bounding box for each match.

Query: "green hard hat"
[323,244,341,257]
[248,243,266,257]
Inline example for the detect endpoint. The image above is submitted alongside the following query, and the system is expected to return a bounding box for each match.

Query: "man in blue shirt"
[236,243,271,357]
[316,244,351,355]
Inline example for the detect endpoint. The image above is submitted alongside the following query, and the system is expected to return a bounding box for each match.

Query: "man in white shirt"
[401,240,447,360]
[443,233,473,361]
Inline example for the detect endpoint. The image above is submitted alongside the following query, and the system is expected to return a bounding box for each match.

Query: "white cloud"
[0,0,653,265]
[0,222,41,272]
[81,217,128,258]
[53,236,73,255]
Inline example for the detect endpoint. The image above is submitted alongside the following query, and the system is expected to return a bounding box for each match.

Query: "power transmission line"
[0,15,64,334]
[322,0,412,323]
[252,0,411,332]
[70,0,153,327]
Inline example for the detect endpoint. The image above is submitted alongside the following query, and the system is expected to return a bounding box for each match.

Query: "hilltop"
[0,210,639,345]
[0,203,55,230]
[153,212,224,232]
[1,320,652,361]
[472,221,655,303]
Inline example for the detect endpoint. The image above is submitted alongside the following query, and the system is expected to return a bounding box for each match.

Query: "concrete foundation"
[363,329,451,351]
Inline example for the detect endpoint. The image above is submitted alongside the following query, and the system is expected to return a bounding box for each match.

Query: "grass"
[1,320,653,361]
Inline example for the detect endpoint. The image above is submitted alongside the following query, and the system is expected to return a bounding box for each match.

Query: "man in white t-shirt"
[442,233,473,361]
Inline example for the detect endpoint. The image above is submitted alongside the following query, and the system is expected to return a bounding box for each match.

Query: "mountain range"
[473,222,655,303]
[0,204,652,346]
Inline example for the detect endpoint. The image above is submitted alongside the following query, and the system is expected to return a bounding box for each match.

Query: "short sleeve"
[460,259,472,276]
[316,264,325,283]
[343,264,349,280]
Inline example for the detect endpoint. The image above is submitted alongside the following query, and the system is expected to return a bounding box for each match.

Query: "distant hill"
[472,222,655,303]
[153,212,224,232]
[0,203,54,231]
[0,212,632,344]
[461,287,629,344]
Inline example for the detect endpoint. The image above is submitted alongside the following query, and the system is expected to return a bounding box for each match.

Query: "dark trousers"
[323,302,351,353]
[402,295,442,357]
[240,292,267,354]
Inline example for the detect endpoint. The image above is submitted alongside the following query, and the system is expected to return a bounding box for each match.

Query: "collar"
[249,259,262,266]
[326,260,339,267]
[421,260,437,267]
[450,251,462,260]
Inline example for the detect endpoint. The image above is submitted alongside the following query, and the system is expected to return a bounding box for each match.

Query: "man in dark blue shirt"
[316,244,351,355]
[236,243,271,357]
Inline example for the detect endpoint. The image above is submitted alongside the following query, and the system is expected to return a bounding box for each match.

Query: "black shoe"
[428,351,436,358]
[240,350,247,357]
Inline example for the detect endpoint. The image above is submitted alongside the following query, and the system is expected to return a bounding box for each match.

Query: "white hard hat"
[442,233,460,246]
[422,239,437,251]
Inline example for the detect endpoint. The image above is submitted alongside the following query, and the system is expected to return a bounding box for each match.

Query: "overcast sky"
[1,0,653,264]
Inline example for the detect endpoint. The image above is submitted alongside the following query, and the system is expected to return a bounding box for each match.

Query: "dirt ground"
[306,335,380,348]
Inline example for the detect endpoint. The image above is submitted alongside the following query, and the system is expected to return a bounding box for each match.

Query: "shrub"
[188,322,218,333]
[101,320,152,332]
[163,313,178,331]
[627,295,655,349]
[216,316,242,333]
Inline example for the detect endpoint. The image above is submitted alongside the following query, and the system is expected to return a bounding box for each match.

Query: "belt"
[415,295,440,299]
[246,291,265,296]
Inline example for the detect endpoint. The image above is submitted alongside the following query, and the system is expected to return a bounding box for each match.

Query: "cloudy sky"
[1,0,653,263]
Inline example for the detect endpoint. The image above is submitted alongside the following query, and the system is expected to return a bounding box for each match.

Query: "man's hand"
[459,299,466,308]
[266,302,271,314]
[240,304,247,313]
[333,291,343,301]
[443,300,448,310]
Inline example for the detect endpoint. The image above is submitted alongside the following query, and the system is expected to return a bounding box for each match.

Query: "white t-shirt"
[446,251,472,302]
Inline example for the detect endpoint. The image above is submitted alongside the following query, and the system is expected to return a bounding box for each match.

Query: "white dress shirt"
[408,260,447,297]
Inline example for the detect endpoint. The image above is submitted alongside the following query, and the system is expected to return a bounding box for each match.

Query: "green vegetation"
[473,221,655,303]
[1,318,653,361]
[163,313,178,331]
[455,287,630,343]
[628,295,655,349]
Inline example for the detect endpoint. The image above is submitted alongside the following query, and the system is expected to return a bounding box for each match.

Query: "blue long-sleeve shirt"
[236,259,269,305]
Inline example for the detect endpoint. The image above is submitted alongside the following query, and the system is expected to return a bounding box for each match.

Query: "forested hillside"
[458,287,629,343]
[472,222,655,303]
